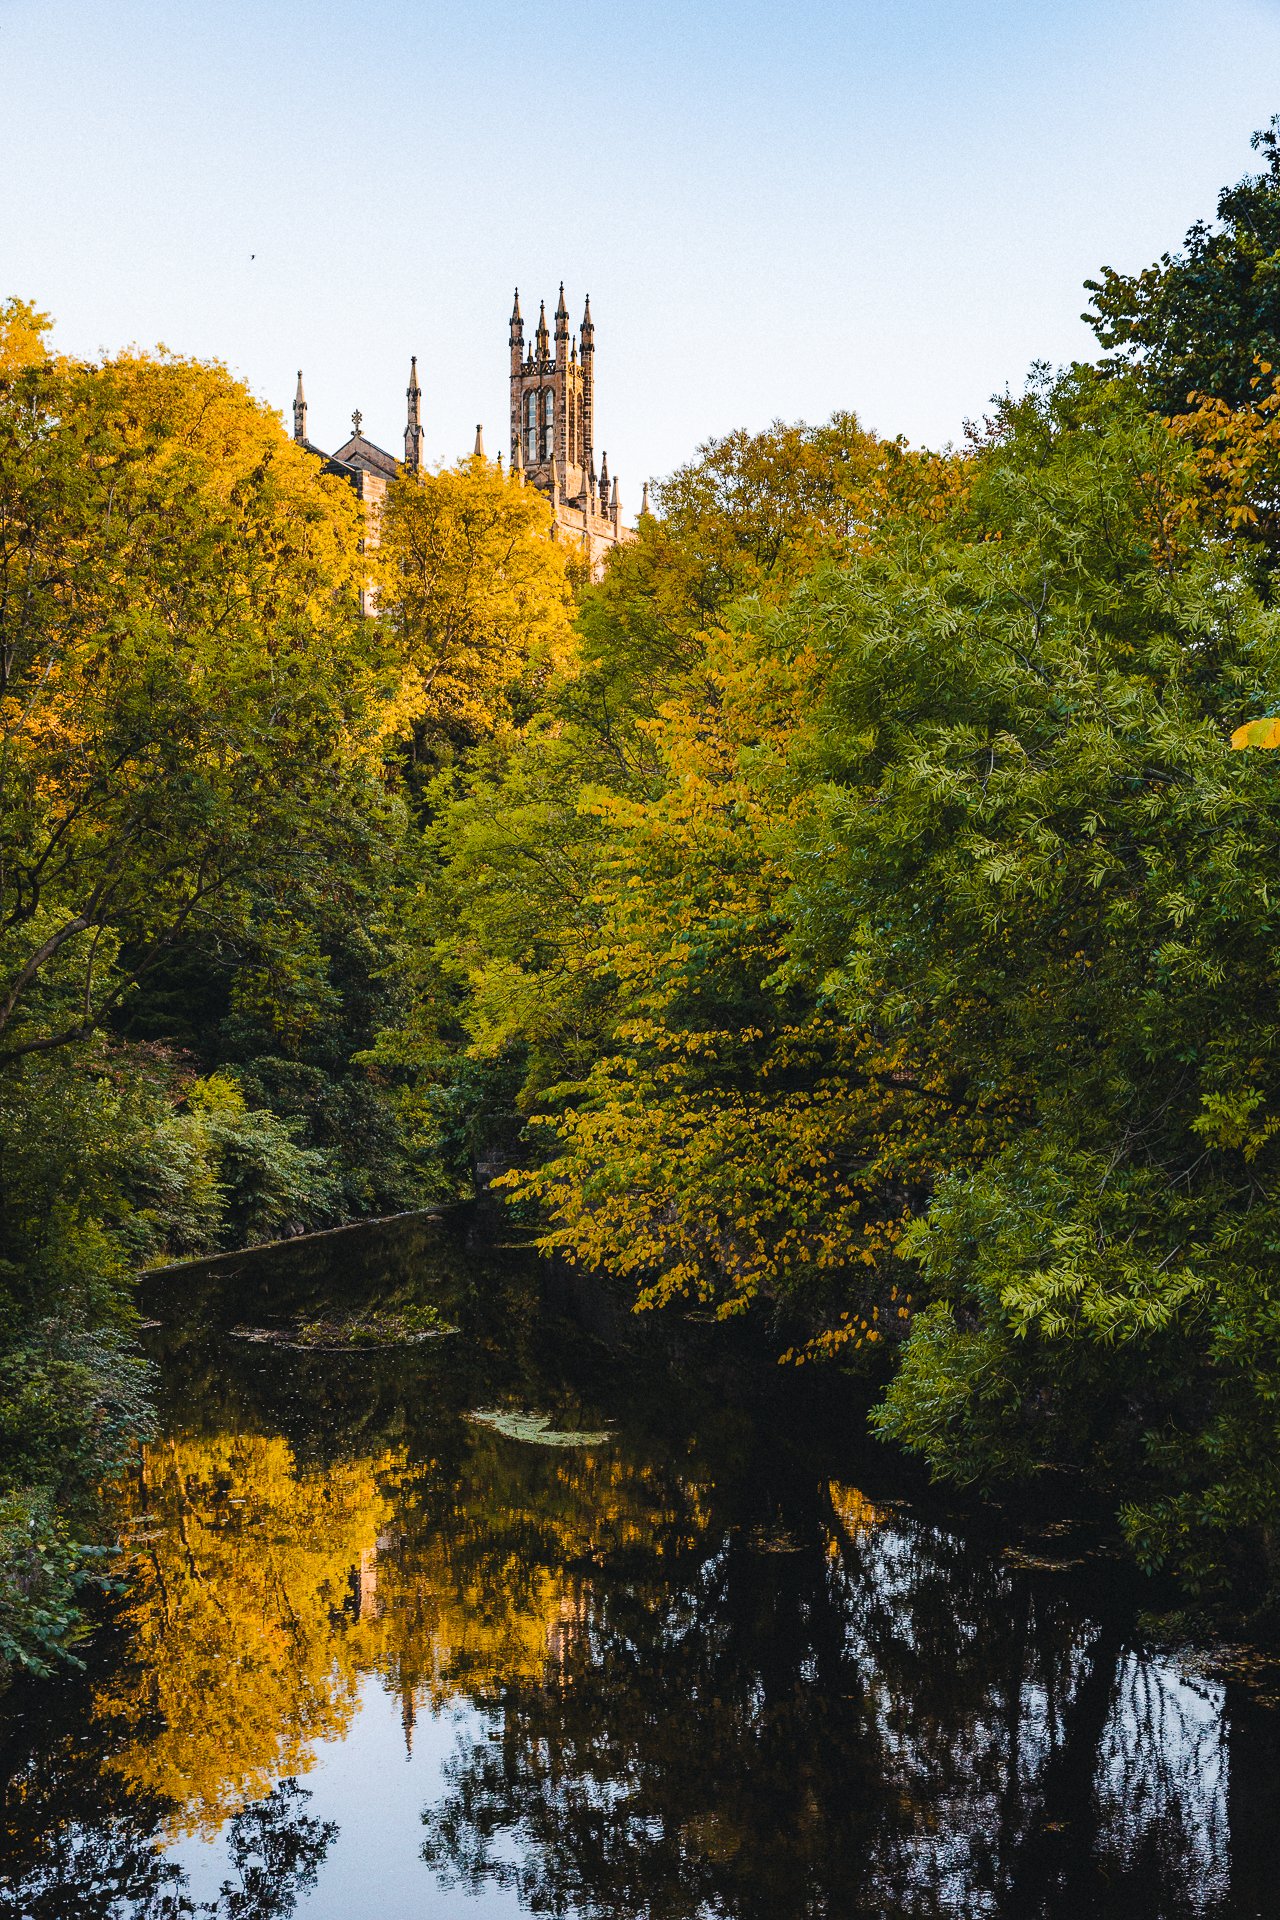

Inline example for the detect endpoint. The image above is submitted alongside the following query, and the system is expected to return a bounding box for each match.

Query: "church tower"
[509,285,625,570]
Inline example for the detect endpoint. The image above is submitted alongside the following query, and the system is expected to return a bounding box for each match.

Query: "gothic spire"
[580,294,594,348]
[509,288,523,345]
[473,423,486,459]
[555,281,569,343]
[292,370,306,445]
[404,355,424,473]
[535,299,550,362]
[598,448,609,498]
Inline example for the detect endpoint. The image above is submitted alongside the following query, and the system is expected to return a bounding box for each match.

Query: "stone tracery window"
[541,390,555,464]
[524,390,537,466]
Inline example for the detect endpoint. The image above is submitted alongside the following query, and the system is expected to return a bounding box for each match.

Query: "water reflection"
[419,1493,1240,1919]
[99,1434,396,1833]
[0,1213,1277,1918]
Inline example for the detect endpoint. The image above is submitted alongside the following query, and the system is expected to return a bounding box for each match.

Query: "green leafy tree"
[779,375,1280,1605]
[380,414,957,1192]
[1085,118,1280,413]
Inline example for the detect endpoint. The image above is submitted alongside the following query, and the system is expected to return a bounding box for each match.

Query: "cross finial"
[352,408,363,435]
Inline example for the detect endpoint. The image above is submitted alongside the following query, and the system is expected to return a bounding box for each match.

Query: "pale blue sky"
[3,0,1279,503]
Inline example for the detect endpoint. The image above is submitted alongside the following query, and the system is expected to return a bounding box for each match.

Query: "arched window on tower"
[541,390,555,464]
[568,392,577,464]
[524,390,538,467]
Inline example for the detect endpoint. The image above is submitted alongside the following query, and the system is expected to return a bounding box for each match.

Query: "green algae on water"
[466,1408,613,1448]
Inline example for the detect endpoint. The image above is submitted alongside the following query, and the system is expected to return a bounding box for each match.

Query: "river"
[0,1209,1276,1918]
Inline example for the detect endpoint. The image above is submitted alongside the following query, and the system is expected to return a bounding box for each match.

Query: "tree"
[504,613,961,1335]
[0,310,388,1066]
[375,456,577,751]
[780,374,1280,1603]
[0,301,413,1676]
[1084,118,1280,414]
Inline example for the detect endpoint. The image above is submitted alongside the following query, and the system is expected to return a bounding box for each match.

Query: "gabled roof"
[328,432,399,481]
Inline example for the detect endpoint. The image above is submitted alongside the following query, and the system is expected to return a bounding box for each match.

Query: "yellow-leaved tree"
[376,456,578,743]
[374,412,975,1211]
[503,612,989,1349]
[0,304,386,1063]
[494,422,991,1351]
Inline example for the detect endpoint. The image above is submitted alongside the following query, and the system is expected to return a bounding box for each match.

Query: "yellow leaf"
[1231,717,1280,749]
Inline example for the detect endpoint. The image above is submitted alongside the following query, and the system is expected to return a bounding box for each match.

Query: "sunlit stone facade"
[291,293,634,588]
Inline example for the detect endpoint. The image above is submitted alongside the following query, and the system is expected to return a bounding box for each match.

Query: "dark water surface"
[2,1212,1278,1919]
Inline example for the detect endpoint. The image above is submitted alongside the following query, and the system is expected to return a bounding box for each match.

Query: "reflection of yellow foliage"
[97,1425,711,1836]
[826,1480,887,1548]
[371,1444,711,1715]
[98,1435,393,1836]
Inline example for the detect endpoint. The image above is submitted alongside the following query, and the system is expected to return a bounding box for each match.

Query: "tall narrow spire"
[535,299,550,363]
[641,481,651,516]
[404,355,424,473]
[555,281,569,344]
[510,289,525,382]
[579,295,595,480]
[598,449,609,501]
[473,423,486,459]
[292,370,307,445]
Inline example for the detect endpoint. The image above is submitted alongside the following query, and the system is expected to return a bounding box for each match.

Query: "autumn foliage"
[14,114,1280,1662]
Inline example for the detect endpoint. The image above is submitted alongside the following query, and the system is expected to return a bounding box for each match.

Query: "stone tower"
[509,285,627,569]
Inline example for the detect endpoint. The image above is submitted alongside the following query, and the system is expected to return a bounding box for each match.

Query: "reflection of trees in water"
[420,1489,1251,1919]
[194,1780,335,1919]
[0,1776,333,1920]
[95,1433,395,1834]
[72,1414,706,1843]
[3,1210,1278,1919]
[4,1417,1270,1920]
